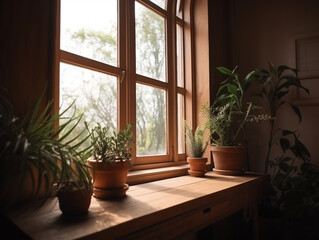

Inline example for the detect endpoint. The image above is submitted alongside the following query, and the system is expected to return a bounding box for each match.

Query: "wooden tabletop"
[6,171,267,240]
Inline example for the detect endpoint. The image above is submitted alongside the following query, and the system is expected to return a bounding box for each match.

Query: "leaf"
[268,62,276,77]
[289,104,302,122]
[282,129,294,136]
[217,66,237,77]
[295,138,311,161]
[243,69,260,91]
[277,65,297,78]
[216,83,237,98]
[281,157,292,162]
[280,138,290,152]
[268,160,275,168]
[268,87,275,101]
[278,76,309,95]
[276,90,289,100]
[260,69,269,75]
[279,162,292,174]
[273,172,287,190]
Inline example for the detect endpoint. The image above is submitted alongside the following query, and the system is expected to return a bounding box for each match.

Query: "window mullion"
[127,0,137,165]
[118,0,128,131]
[166,0,178,162]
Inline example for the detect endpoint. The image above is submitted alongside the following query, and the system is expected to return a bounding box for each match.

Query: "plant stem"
[231,103,252,145]
[265,118,275,174]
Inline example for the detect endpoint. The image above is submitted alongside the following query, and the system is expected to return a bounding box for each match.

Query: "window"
[57,0,190,169]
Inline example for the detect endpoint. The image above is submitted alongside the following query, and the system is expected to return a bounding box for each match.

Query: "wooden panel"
[6,172,266,240]
[296,35,319,79]
[296,34,319,103]
[0,0,55,116]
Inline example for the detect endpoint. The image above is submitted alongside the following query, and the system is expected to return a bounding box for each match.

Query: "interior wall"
[226,0,319,171]
[0,0,54,116]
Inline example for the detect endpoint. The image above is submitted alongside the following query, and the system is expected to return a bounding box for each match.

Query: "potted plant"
[0,89,93,215]
[56,151,93,217]
[201,66,270,175]
[87,123,134,199]
[184,121,209,177]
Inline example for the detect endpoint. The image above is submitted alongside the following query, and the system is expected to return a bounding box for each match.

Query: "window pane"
[60,0,117,66]
[150,0,165,9]
[60,63,117,147]
[135,1,166,82]
[177,94,185,154]
[176,0,182,17]
[176,24,184,87]
[136,83,167,156]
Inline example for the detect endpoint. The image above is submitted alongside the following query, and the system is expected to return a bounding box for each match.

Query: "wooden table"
[6,171,267,240]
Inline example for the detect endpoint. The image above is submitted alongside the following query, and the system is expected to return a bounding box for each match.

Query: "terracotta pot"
[87,159,130,199]
[58,187,92,217]
[187,157,208,177]
[211,145,246,175]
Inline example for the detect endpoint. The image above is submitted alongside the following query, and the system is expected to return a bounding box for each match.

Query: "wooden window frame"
[54,0,210,180]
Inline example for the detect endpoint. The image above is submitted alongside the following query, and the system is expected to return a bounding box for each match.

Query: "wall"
[210,0,319,172]
[0,0,55,116]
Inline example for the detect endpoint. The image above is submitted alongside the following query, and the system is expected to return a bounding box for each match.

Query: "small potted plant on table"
[56,152,93,217]
[0,90,93,216]
[87,123,134,199]
[184,121,209,177]
[201,66,271,176]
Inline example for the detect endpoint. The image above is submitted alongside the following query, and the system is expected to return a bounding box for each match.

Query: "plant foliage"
[184,121,208,158]
[0,89,92,212]
[257,62,310,175]
[89,123,134,165]
[202,66,271,146]
[257,62,318,238]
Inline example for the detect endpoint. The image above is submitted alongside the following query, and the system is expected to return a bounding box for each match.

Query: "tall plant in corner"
[257,63,310,176]
[257,62,319,238]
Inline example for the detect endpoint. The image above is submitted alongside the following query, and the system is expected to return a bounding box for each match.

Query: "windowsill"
[127,163,213,186]
[127,164,190,185]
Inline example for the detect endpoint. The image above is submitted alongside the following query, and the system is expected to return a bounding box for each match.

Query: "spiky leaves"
[0,89,93,212]
[184,121,208,158]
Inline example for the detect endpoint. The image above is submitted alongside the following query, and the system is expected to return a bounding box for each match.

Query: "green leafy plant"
[88,123,134,165]
[257,63,310,173]
[184,121,209,158]
[257,62,318,238]
[0,90,92,212]
[201,66,271,146]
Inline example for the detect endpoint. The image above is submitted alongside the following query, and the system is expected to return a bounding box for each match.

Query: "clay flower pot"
[187,157,208,177]
[87,159,130,199]
[210,145,246,175]
[57,183,92,217]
